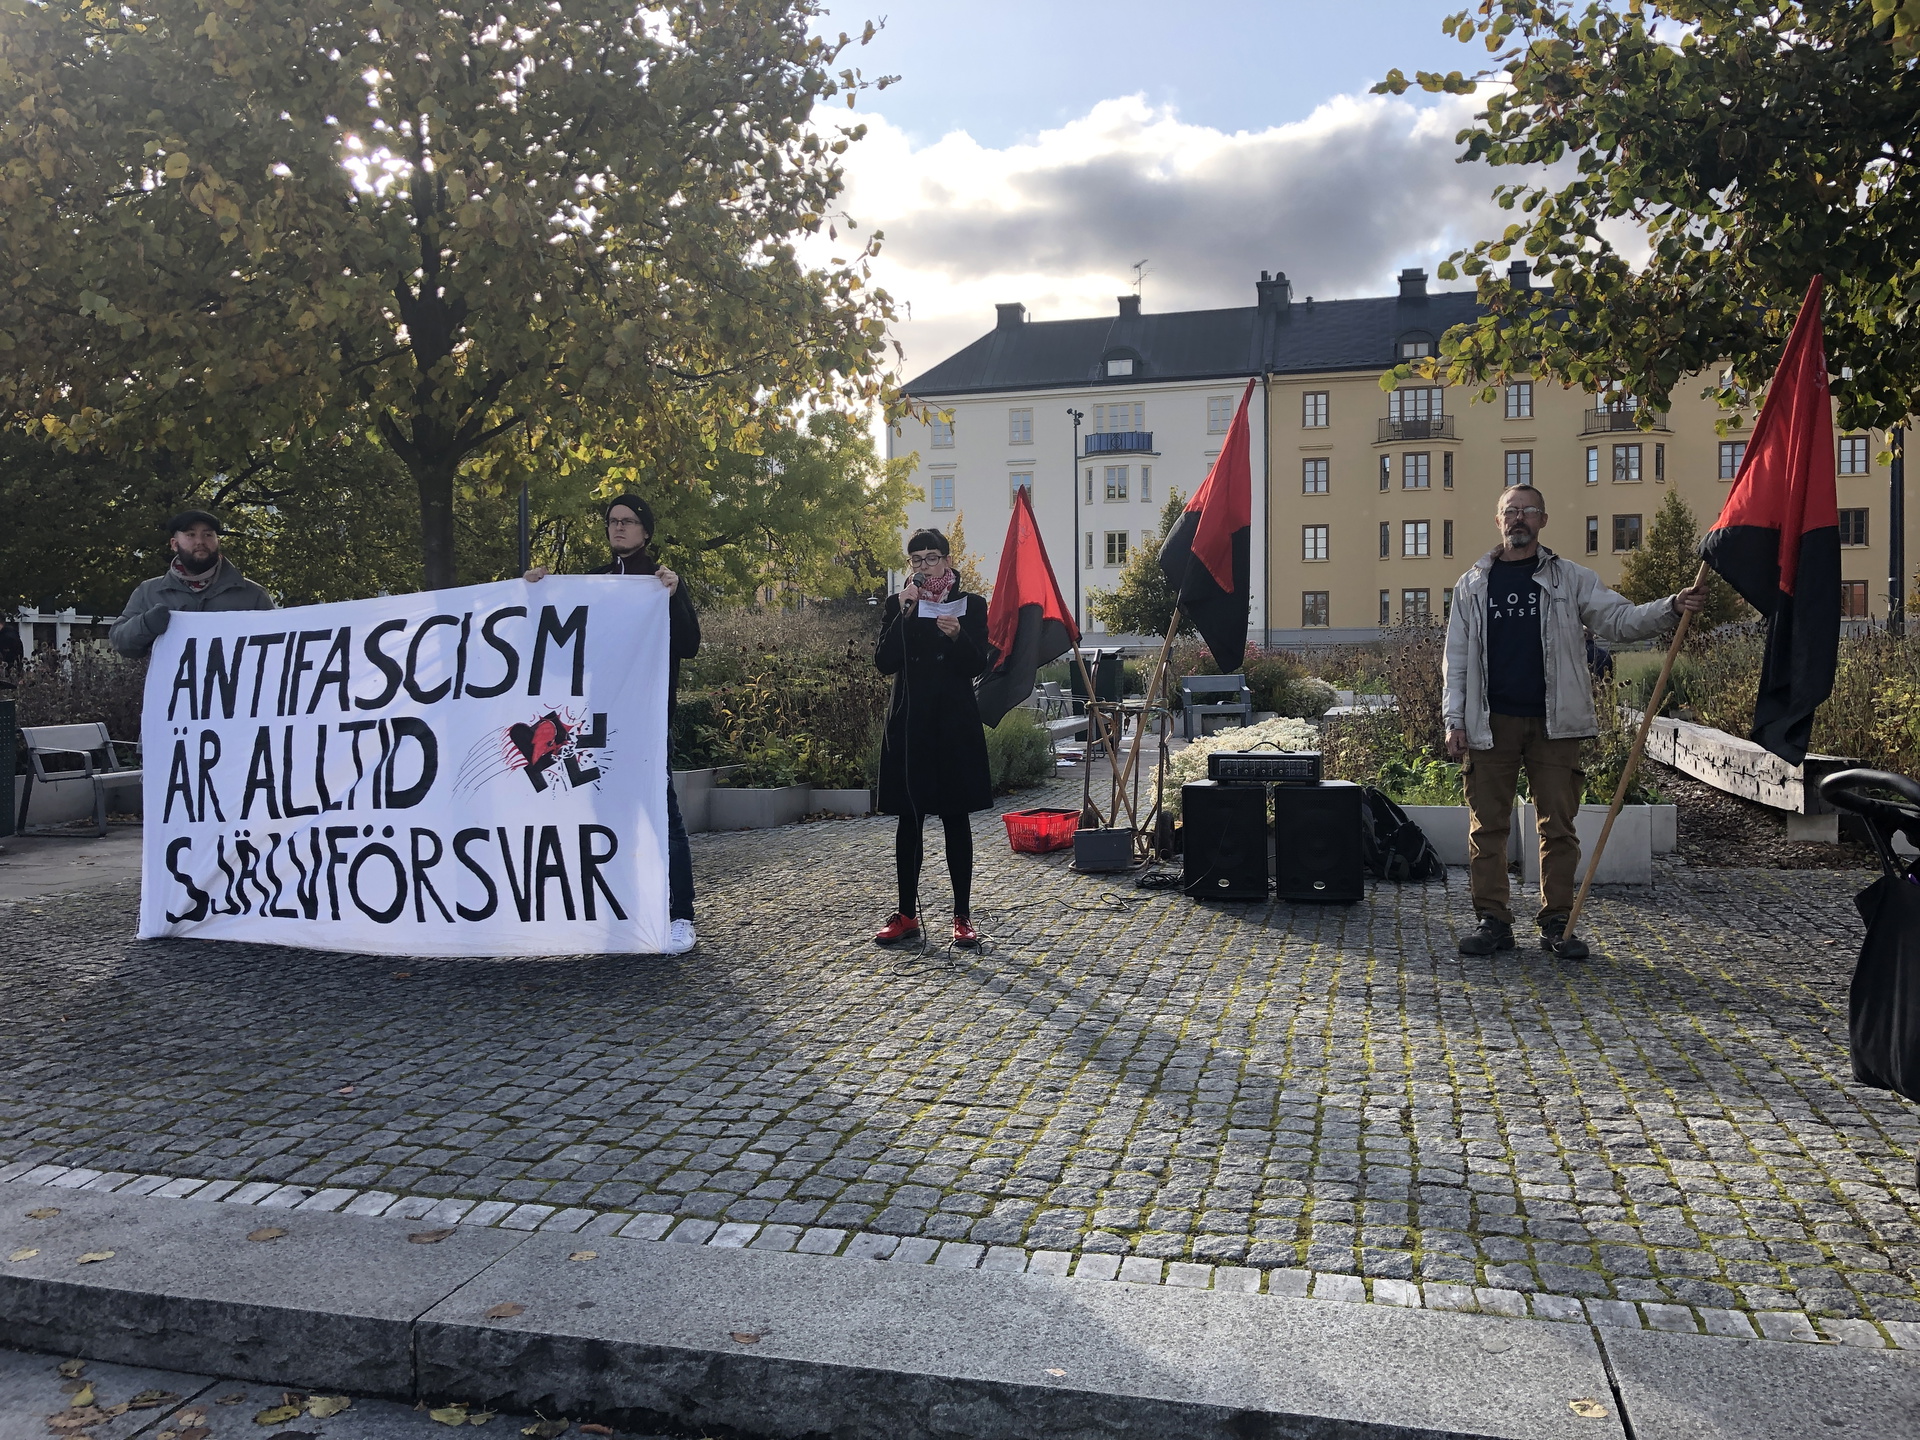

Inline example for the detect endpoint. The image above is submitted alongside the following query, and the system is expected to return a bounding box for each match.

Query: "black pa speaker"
[1274,780,1364,902]
[1182,780,1269,901]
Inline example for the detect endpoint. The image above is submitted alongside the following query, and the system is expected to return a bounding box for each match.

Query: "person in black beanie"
[872,528,994,948]
[527,495,701,955]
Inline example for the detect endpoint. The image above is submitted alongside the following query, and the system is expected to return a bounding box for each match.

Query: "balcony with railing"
[1083,430,1154,455]
[1583,407,1670,435]
[1375,416,1456,443]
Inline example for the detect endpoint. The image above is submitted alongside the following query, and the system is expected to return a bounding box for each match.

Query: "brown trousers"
[1464,713,1586,926]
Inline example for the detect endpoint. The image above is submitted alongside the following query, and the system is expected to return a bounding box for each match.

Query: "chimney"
[1257,269,1292,313]
[1507,260,1532,290]
[995,302,1026,330]
[1117,294,1142,320]
[1398,267,1428,302]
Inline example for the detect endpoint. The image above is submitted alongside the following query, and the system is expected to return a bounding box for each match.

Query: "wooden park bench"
[1178,674,1253,739]
[18,723,142,837]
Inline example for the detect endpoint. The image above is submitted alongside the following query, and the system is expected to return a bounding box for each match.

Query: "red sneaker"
[952,918,981,948]
[873,913,921,944]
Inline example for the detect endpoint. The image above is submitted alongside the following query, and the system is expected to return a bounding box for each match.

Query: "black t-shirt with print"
[1485,557,1546,717]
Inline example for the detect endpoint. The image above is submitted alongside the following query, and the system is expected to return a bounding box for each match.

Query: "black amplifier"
[1206,749,1323,785]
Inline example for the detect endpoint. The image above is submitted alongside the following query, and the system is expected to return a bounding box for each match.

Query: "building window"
[1586,446,1599,485]
[1010,472,1033,506]
[1654,442,1666,483]
[1106,357,1134,377]
[1402,588,1431,621]
[1613,514,1642,552]
[1719,440,1747,479]
[1378,522,1391,559]
[1400,339,1433,359]
[1086,468,1094,502]
[1142,528,1157,555]
[1303,457,1329,494]
[1840,508,1869,546]
[1302,591,1330,627]
[1303,524,1329,562]
[1094,401,1144,432]
[1403,453,1431,489]
[1388,387,1444,422]
[1403,520,1430,557]
[1443,518,1454,557]
[1008,408,1033,445]
[1207,395,1233,433]
[1303,391,1329,428]
[1104,465,1129,500]
[1840,435,1871,474]
[1442,590,1452,620]
[1506,450,1533,487]
[1379,590,1391,625]
[1505,382,1533,419]
[1086,532,1094,567]
[1104,531,1129,566]
[1842,581,1871,618]
[928,417,955,449]
[931,474,955,510]
[1613,443,1642,482]
[1586,516,1600,554]
[1378,455,1391,492]
[1140,465,1151,500]
[1444,452,1455,489]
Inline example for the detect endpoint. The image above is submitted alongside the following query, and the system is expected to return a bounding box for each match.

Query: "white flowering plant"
[1162,716,1320,817]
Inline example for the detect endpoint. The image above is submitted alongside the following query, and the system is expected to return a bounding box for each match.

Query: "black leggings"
[896,813,973,919]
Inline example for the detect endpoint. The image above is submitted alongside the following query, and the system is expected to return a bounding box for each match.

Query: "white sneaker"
[665,919,697,955]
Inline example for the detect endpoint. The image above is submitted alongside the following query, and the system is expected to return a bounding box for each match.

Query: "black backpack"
[1359,786,1446,882]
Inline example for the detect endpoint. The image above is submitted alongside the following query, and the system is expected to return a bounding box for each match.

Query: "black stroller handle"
[1819,769,1920,880]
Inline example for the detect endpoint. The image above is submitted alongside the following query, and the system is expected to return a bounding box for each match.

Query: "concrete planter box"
[18,773,143,828]
[1401,803,1675,869]
[709,783,812,830]
[812,788,873,817]
[1518,802,1653,885]
[672,768,714,835]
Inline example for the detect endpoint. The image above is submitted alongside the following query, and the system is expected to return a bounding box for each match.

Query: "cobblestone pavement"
[5,782,1919,1336]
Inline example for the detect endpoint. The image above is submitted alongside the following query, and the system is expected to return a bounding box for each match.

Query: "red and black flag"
[976,486,1079,727]
[1159,377,1254,671]
[1698,275,1841,766]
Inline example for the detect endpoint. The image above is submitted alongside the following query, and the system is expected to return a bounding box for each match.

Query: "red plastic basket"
[1003,808,1080,854]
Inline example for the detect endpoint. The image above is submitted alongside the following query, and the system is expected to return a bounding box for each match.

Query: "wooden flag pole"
[1561,561,1709,943]
[1115,606,1185,807]
[1071,645,1136,830]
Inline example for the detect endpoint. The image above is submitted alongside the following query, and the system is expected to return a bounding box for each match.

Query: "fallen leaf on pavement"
[157,1430,178,1440]
[335,1086,354,1096]
[727,1332,760,1345]
[266,1432,317,1439]
[254,1404,304,1425]
[483,1303,524,1319]
[69,1386,94,1409]
[247,1227,287,1243]
[391,972,412,979]
[466,1414,496,1427]
[566,1251,596,1262]
[8,1247,39,1262]
[409,1229,455,1245]
[304,1397,350,1418]
[26,1208,60,1220]
[47,1406,111,1431]
[429,1408,471,1427]
[578,1426,613,1436]
[128,1392,180,1409]
[520,1421,568,1439]
[176,1409,207,1428]
[56,1362,85,1379]
[103,1404,130,1418]
[215,1394,247,1406]
[1569,1398,1608,1419]
[1045,1368,1065,1377]
[179,1427,213,1440]
[75,1251,114,1265]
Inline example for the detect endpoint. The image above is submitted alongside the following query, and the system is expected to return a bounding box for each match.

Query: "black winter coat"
[874,591,994,817]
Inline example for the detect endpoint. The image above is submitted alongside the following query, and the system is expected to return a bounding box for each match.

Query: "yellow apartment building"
[899,267,1902,646]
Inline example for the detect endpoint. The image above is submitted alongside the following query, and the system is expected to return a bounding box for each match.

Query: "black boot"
[1457,916,1515,955]
[1540,914,1589,960]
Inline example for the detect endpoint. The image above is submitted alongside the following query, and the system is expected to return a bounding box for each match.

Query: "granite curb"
[4,1180,1920,1439]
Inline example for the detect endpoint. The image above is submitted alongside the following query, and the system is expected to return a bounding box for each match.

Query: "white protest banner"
[137,577,671,956]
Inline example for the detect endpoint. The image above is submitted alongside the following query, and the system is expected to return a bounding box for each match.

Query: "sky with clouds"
[808,0,1548,383]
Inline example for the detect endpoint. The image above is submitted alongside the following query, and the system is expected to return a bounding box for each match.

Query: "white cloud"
[823,90,1556,383]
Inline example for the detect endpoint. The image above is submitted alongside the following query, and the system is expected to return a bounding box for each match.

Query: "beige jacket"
[1443,546,1675,748]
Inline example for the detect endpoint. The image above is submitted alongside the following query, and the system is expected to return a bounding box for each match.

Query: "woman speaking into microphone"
[872,529,994,948]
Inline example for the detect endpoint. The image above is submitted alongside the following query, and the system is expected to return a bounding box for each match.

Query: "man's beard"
[1505,526,1535,549]
[175,549,219,575]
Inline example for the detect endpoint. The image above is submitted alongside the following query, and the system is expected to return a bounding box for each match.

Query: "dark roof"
[904,284,1488,397]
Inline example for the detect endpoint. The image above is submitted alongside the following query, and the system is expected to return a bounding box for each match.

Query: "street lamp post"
[1891,426,1906,636]
[1067,407,1084,627]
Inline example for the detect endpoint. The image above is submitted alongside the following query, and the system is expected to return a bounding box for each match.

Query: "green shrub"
[1277,677,1338,719]
[984,707,1054,791]
[723,735,815,788]
[12,644,146,741]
